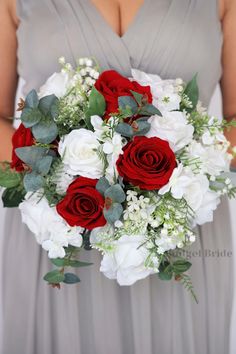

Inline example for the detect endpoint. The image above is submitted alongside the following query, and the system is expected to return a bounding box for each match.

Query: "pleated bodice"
[17,0,222,105]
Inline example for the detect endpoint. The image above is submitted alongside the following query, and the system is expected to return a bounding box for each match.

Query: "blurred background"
[0,82,235,352]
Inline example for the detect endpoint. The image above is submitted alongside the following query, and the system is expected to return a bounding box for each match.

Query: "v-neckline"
[86,0,149,40]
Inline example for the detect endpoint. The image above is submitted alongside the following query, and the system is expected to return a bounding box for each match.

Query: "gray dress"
[1,1,233,353]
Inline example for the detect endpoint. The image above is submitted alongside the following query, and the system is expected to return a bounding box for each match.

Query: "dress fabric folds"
[1,1,233,354]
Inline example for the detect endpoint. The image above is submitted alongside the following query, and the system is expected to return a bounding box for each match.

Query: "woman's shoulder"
[220,0,236,21]
[0,0,18,27]
[1,0,19,27]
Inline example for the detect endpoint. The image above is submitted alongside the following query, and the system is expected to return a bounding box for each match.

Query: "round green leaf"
[32,118,58,144]
[25,89,39,109]
[63,273,80,284]
[23,172,44,192]
[21,107,43,128]
[104,202,123,224]
[43,270,65,284]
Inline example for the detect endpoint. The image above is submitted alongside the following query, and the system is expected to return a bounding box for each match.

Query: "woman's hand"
[220,0,236,168]
[0,0,19,162]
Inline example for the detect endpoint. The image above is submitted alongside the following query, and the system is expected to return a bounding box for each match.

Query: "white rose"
[19,193,83,258]
[194,190,220,225]
[38,71,71,98]
[131,69,181,113]
[159,165,221,225]
[58,129,104,178]
[146,112,194,151]
[159,165,209,211]
[19,192,55,244]
[100,235,154,286]
[186,141,231,176]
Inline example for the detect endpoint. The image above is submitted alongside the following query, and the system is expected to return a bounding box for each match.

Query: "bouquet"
[1,57,235,300]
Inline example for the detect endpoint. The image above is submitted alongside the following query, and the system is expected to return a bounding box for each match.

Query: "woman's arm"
[0,0,19,162]
[220,0,236,167]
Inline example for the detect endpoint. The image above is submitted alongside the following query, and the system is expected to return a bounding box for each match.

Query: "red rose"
[56,177,106,230]
[116,136,176,190]
[11,123,34,172]
[95,70,152,118]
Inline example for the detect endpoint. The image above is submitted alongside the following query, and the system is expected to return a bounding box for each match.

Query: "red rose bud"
[11,123,34,172]
[95,70,152,119]
[116,136,176,190]
[56,177,107,230]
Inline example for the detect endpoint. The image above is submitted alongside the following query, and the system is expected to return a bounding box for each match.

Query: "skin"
[0,0,235,165]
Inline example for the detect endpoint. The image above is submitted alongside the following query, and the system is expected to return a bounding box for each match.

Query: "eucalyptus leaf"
[32,117,58,144]
[139,104,162,116]
[104,202,123,224]
[15,146,48,169]
[118,96,138,114]
[43,269,65,284]
[105,184,126,203]
[184,74,199,111]
[68,260,93,268]
[21,107,43,128]
[51,258,93,268]
[23,172,44,192]
[96,177,110,195]
[2,187,26,208]
[134,121,151,136]
[115,123,134,137]
[130,90,143,105]
[25,89,39,109]
[63,273,80,284]
[35,156,53,176]
[39,94,59,116]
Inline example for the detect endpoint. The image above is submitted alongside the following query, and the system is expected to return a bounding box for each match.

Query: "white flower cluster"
[19,192,83,259]
[39,57,100,130]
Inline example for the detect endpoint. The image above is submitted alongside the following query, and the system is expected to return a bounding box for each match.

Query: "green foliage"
[85,87,106,127]
[25,89,39,108]
[105,184,126,204]
[115,123,134,137]
[0,163,21,188]
[130,90,143,105]
[179,273,199,304]
[63,273,80,284]
[157,255,197,303]
[139,103,162,116]
[43,270,65,284]
[15,146,49,169]
[2,186,26,207]
[21,107,43,128]
[115,119,151,137]
[51,258,93,268]
[158,261,173,281]
[23,172,44,192]
[104,202,123,223]
[118,96,138,114]
[21,91,59,143]
[38,94,59,117]
[32,117,58,144]
[96,177,110,195]
[35,156,53,176]
[182,74,199,112]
